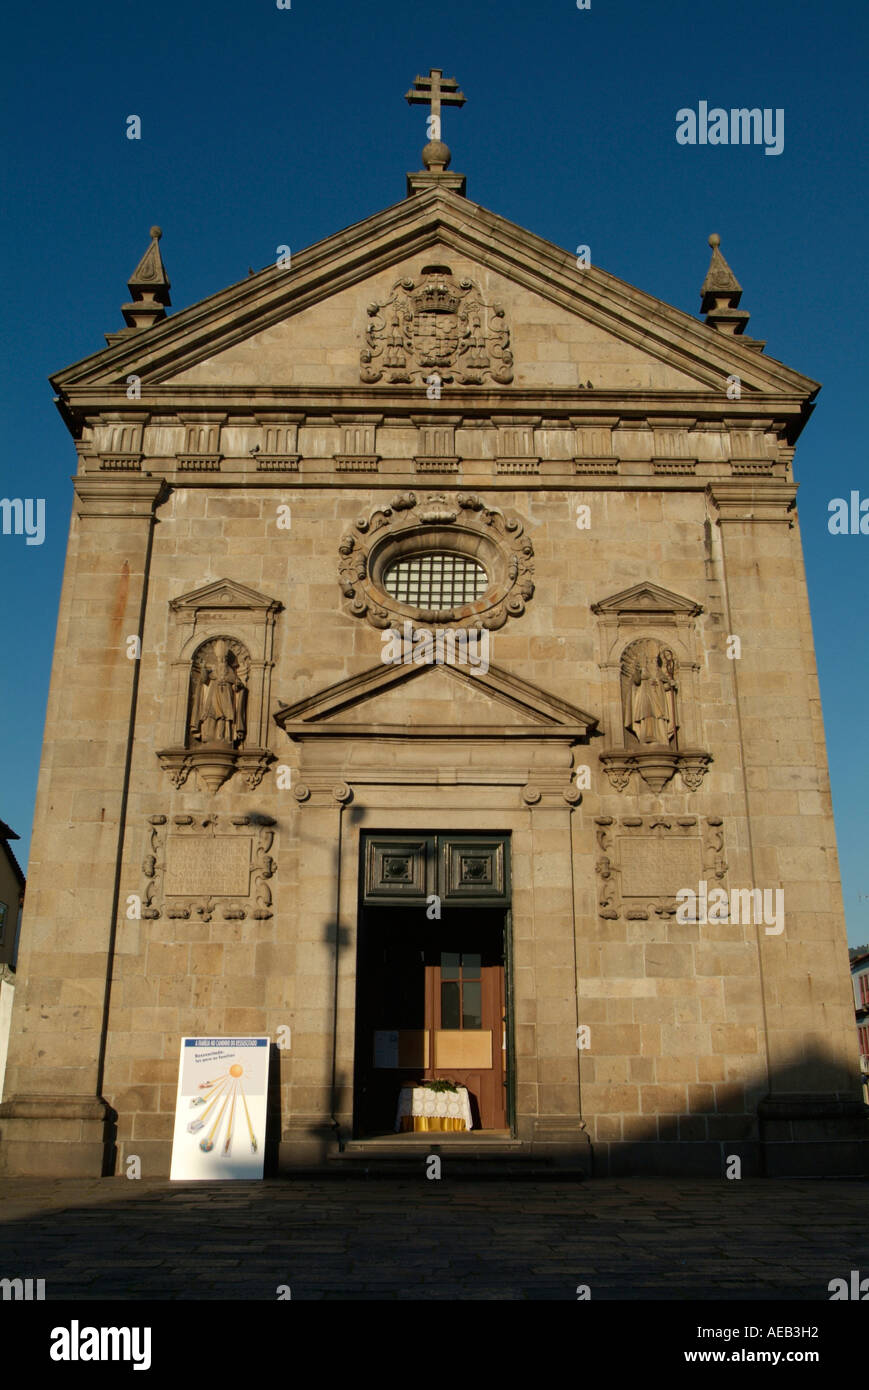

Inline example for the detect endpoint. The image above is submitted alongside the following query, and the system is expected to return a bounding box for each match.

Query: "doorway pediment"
[274,657,598,741]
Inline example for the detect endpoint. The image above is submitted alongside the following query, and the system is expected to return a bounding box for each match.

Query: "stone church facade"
[1,77,866,1177]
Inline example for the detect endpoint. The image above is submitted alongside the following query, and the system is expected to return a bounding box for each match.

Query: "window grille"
[383,553,488,607]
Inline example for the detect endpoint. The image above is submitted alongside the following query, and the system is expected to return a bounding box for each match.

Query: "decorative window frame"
[156,578,282,794]
[591,581,712,792]
[337,491,535,631]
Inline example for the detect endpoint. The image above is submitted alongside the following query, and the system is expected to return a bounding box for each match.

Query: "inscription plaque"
[164,835,252,897]
[619,838,702,898]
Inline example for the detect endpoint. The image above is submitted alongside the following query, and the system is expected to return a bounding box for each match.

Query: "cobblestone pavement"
[0,1176,866,1300]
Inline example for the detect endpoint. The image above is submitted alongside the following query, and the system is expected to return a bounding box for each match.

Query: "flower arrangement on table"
[418,1079,459,1093]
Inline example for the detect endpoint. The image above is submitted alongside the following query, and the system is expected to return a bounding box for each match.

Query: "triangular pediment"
[275,657,598,740]
[51,188,819,401]
[591,581,702,617]
[170,577,281,613]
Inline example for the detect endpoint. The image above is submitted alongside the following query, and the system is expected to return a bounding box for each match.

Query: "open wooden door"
[354,833,511,1137]
[424,934,507,1129]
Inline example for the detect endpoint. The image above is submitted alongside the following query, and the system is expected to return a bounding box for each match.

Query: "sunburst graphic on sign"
[186,1063,258,1158]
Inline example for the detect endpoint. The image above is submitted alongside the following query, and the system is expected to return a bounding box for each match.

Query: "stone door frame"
[279,755,591,1169]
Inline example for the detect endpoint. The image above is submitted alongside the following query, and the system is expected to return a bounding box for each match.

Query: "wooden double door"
[354,910,508,1135]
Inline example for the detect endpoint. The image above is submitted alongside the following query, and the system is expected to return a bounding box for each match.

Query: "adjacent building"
[851,949,869,1104]
[0,820,25,1102]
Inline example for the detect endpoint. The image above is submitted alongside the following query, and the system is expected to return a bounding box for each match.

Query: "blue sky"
[1,0,867,943]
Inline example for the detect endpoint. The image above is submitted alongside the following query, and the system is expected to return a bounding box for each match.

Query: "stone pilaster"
[0,476,169,1176]
[708,480,868,1172]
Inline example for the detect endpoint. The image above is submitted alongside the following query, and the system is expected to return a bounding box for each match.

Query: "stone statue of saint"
[622,640,678,746]
[190,640,247,746]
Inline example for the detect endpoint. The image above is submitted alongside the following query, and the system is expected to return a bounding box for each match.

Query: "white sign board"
[170,1037,269,1180]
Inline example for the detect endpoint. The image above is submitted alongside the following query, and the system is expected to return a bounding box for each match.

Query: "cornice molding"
[707,480,798,524]
[73,475,170,518]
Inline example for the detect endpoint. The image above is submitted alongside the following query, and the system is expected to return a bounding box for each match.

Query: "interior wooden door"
[424,937,506,1130]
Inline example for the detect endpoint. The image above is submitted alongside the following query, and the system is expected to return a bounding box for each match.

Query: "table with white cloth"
[394,1084,473,1132]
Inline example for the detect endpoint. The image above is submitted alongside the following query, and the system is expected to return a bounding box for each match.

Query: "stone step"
[338,1146,527,1159]
[324,1143,587,1179]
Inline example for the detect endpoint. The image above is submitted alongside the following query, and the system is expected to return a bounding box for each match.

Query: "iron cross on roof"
[405,67,465,141]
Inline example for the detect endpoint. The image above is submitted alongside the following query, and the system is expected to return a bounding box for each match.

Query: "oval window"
[382,552,489,608]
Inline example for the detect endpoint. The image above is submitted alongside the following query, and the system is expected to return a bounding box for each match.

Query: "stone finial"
[422,139,452,172]
[120,226,172,330]
[700,233,750,335]
[405,67,467,196]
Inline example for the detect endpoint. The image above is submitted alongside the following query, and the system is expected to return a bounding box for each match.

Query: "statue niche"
[157,577,282,795]
[620,638,679,749]
[593,581,712,793]
[188,638,249,749]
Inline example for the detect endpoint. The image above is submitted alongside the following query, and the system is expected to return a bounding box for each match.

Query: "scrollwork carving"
[598,748,712,793]
[338,491,535,632]
[252,826,275,919]
[360,265,513,386]
[137,814,276,924]
[703,816,728,881]
[594,815,726,921]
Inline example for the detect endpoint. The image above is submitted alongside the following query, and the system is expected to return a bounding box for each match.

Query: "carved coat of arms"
[360,264,513,385]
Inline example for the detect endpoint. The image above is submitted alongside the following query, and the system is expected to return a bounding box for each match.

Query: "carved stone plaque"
[594,816,727,920]
[620,838,702,898]
[164,835,252,898]
[141,814,276,921]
